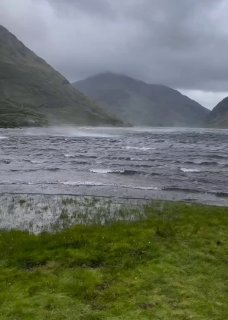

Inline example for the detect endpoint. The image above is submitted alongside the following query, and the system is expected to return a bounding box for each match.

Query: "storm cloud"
[0,0,228,108]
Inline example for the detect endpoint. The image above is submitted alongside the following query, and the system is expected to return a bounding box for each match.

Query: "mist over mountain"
[74,73,210,127]
[0,25,122,127]
[207,97,228,128]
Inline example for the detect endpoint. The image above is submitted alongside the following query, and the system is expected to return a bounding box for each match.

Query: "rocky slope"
[0,25,122,127]
[74,73,210,127]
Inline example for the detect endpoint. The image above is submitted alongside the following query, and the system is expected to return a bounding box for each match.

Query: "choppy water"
[0,126,228,206]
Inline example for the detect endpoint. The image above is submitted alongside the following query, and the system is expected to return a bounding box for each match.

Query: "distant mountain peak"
[74,73,209,127]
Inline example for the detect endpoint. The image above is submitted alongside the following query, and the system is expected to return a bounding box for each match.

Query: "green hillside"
[0,25,122,127]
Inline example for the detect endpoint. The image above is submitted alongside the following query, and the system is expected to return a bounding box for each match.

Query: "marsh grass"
[0,202,227,319]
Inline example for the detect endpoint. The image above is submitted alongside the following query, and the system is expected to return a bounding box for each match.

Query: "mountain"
[206,97,228,128]
[0,25,122,127]
[74,73,210,127]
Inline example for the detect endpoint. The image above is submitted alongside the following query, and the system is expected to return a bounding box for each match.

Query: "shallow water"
[0,126,228,206]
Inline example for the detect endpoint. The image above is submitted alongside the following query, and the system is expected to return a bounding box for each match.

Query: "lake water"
[0,127,228,206]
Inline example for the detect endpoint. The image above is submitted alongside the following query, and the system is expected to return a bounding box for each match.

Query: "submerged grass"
[0,202,227,319]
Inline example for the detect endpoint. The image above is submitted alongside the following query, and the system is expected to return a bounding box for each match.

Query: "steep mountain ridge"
[74,72,210,127]
[206,97,228,128]
[0,25,122,127]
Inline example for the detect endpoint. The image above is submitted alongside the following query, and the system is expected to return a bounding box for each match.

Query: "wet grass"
[0,202,227,319]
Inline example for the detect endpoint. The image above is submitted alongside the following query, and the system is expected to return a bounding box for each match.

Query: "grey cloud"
[1,0,228,93]
[46,0,115,18]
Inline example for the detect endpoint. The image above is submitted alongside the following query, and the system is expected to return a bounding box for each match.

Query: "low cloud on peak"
[0,0,228,108]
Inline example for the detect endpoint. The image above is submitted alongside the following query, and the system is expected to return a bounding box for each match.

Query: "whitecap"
[61,180,159,191]
[130,158,144,161]
[181,168,200,173]
[90,168,125,174]
[61,181,112,186]
[64,154,74,158]
[122,185,159,191]
[125,146,155,151]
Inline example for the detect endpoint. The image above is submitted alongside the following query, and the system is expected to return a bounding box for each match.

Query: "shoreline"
[0,193,227,233]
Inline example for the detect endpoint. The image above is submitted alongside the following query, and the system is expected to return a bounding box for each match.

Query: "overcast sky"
[1,0,228,109]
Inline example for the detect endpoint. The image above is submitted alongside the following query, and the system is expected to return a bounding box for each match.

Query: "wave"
[90,168,125,174]
[65,154,97,160]
[89,168,150,175]
[118,169,143,175]
[199,161,218,166]
[89,167,163,176]
[209,154,227,159]
[70,161,90,165]
[9,168,61,173]
[162,187,228,199]
[61,181,111,187]
[107,156,132,161]
[215,192,228,198]
[60,181,159,191]
[125,185,159,191]
[180,168,201,173]
[64,154,74,158]
[1,159,11,164]
[162,187,203,194]
[125,146,156,151]
[29,159,46,164]
[184,161,218,166]
[130,157,144,161]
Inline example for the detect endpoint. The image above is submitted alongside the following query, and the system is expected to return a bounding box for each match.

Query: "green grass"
[0,202,227,319]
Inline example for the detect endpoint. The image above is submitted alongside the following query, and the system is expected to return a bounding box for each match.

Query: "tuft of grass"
[0,202,227,319]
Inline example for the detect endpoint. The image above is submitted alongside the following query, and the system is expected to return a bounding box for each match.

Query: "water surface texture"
[0,127,228,206]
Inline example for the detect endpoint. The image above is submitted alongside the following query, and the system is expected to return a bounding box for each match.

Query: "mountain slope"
[74,73,209,127]
[207,97,228,128]
[0,25,122,127]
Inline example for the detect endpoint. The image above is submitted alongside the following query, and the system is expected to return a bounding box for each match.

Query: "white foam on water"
[130,158,144,161]
[64,154,74,158]
[90,168,125,174]
[122,185,159,191]
[61,181,111,186]
[60,180,159,191]
[125,146,155,151]
[181,168,201,173]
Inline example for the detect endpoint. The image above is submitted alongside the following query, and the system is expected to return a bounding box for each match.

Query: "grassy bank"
[0,202,227,319]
